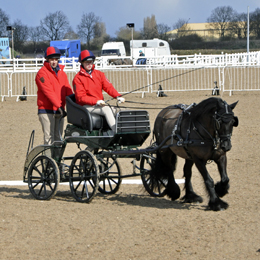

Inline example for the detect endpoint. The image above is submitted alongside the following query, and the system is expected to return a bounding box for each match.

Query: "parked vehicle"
[50,40,81,62]
[100,42,130,65]
[130,38,171,60]
[101,42,126,57]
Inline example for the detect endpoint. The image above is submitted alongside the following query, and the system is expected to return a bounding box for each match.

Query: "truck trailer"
[50,40,81,61]
[130,38,171,60]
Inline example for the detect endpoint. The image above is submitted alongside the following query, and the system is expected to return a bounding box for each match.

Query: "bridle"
[212,101,237,150]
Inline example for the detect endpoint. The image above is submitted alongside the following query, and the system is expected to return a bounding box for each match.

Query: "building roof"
[167,23,212,34]
[167,22,221,39]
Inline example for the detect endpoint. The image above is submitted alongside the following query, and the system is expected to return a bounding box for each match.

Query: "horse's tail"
[152,150,180,201]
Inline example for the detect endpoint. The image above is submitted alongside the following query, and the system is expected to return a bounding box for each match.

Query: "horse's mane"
[189,97,223,120]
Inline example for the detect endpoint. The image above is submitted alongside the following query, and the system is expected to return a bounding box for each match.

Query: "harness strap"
[169,104,216,159]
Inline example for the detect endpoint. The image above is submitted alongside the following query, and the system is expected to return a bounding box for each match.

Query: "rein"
[105,67,205,103]
[110,100,176,110]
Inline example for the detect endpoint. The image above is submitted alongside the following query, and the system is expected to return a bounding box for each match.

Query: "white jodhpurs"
[83,105,117,132]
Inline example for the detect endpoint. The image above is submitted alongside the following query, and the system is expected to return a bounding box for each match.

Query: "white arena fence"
[1,51,260,101]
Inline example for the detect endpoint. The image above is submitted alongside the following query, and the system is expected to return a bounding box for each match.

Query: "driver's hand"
[96,100,106,106]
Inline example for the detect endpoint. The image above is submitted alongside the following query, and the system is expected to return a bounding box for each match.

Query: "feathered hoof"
[181,192,203,204]
[166,186,180,201]
[215,181,230,198]
[208,198,229,211]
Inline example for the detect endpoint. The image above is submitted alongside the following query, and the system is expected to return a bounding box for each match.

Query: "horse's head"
[214,100,239,152]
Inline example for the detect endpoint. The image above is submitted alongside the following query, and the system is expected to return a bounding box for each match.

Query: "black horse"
[150,97,238,211]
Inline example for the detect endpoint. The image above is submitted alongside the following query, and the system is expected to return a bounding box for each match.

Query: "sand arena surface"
[0,91,259,259]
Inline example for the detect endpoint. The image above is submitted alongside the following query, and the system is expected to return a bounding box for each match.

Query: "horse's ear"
[230,101,239,110]
[233,116,239,127]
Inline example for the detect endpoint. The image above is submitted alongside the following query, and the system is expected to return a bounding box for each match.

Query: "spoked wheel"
[28,155,60,200]
[140,153,168,197]
[69,150,100,203]
[98,157,122,194]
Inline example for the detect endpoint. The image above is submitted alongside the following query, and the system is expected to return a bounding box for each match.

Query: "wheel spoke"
[37,182,44,196]
[158,178,167,188]
[88,179,96,189]
[33,165,43,177]
[107,178,113,191]
[156,181,161,194]
[32,181,40,189]
[46,182,55,192]
[84,181,89,198]
[75,180,82,191]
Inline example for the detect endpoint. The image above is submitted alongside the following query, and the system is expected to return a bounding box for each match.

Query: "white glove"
[96,100,106,106]
[117,97,125,103]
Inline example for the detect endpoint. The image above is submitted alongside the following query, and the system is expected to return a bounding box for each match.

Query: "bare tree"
[64,27,79,40]
[29,26,42,50]
[115,26,141,55]
[40,11,70,40]
[173,18,188,29]
[77,12,100,48]
[173,18,191,38]
[251,8,260,39]
[116,26,141,40]
[0,8,10,36]
[229,13,249,39]
[91,22,110,49]
[12,19,29,52]
[157,23,171,40]
[206,6,237,39]
[142,15,158,39]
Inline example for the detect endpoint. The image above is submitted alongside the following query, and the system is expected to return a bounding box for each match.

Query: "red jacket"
[73,65,121,106]
[35,61,73,112]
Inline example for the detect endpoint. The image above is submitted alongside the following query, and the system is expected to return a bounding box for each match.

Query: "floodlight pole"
[127,23,135,61]
[131,27,133,60]
[6,26,16,59]
[11,29,14,59]
[247,6,249,62]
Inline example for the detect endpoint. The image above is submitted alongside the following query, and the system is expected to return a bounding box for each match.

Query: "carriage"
[23,94,238,211]
[23,94,164,203]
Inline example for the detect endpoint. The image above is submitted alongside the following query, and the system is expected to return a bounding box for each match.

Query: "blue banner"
[0,37,10,63]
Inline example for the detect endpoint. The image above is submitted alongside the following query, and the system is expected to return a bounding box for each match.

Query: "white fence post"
[218,66,225,95]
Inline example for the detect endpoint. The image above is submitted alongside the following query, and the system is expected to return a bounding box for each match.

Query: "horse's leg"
[214,154,230,197]
[181,159,203,203]
[160,150,180,201]
[194,158,228,211]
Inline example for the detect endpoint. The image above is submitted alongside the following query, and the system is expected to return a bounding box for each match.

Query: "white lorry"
[100,42,130,65]
[130,38,171,60]
[101,42,126,57]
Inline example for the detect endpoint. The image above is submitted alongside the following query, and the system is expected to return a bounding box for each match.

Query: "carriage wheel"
[69,150,99,203]
[98,157,122,194]
[28,155,59,200]
[140,153,167,197]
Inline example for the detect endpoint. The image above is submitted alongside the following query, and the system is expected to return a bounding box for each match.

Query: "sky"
[1,0,259,37]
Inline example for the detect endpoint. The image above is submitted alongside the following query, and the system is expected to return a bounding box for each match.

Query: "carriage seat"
[66,94,104,131]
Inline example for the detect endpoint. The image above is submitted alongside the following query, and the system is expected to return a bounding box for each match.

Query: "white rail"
[1,51,260,101]
[1,51,260,71]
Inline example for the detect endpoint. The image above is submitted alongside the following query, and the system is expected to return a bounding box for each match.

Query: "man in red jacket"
[73,50,125,133]
[35,47,73,144]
